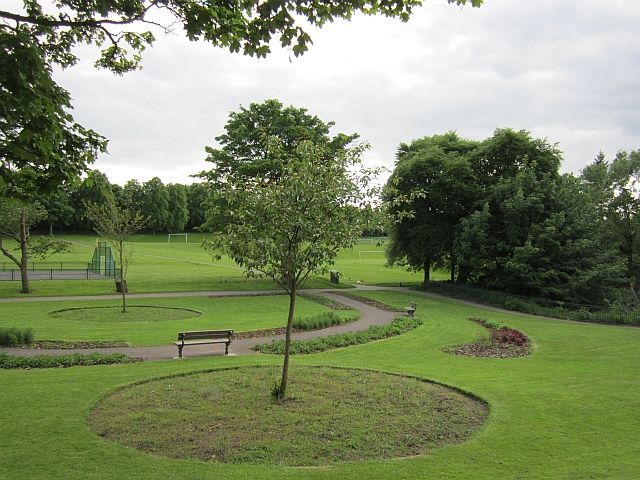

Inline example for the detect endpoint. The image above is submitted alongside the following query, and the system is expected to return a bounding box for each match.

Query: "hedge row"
[254,316,422,355]
[0,352,138,369]
[293,311,360,331]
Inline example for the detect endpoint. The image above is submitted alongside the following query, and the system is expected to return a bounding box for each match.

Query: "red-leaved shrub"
[491,327,528,346]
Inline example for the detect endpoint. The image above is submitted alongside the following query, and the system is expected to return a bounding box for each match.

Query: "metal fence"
[0,268,117,281]
[0,245,121,282]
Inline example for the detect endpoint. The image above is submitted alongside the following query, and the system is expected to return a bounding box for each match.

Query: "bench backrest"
[178,330,234,341]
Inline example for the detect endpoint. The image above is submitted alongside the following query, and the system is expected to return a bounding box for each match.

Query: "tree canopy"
[199,99,358,186]
[385,129,633,306]
[0,0,483,74]
[0,29,106,197]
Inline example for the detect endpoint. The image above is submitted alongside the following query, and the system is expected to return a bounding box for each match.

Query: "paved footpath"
[1,287,405,360]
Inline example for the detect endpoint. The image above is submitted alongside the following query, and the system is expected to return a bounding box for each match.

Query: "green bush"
[293,311,359,331]
[0,352,137,369]
[255,316,422,355]
[0,327,34,347]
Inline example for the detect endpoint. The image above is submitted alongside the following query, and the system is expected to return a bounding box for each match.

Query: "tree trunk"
[49,220,53,236]
[19,212,31,294]
[457,265,470,283]
[450,254,456,283]
[422,258,431,285]
[279,286,297,400]
[120,239,126,313]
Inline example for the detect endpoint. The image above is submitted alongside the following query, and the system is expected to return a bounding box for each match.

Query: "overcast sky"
[52,0,640,186]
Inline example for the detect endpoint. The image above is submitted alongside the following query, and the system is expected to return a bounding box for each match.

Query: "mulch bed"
[31,340,129,349]
[234,327,287,339]
[443,341,531,358]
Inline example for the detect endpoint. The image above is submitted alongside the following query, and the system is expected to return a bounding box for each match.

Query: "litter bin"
[329,270,340,284]
[115,279,128,293]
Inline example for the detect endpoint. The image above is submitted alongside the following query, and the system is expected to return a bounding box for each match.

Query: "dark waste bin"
[115,279,128,293]
[329,270,340,284]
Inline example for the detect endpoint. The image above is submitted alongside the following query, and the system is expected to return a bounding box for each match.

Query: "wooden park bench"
[174,329,234,358]
[406,301,417,317]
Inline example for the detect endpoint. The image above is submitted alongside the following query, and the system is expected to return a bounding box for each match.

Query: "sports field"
[0,234,445,297]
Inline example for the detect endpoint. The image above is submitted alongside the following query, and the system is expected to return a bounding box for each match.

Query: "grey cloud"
[51,0,640,184]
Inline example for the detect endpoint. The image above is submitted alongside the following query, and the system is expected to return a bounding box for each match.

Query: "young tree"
[0,198,70,293]
[205,140,372,400]
[85,202,147,313]
[0,1,482,74]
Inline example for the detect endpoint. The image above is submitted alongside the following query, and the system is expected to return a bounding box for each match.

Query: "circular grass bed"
[88,366,488,466]
[49,306,201,322]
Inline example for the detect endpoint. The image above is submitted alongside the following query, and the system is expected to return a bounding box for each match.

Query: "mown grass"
[88,366,487,466]
[0,235,442,297]
[0,295,338,346]
[1,291,639,478]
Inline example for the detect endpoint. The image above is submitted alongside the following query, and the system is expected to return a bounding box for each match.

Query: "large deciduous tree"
[205,140,372,400]
[199,99,361,234]
[199,99,358,186]
[0,1,482,74]
[385,128,622,305]
[384,132,478,283]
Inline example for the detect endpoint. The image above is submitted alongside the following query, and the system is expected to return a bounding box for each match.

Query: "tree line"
[40,172,208,235]
[384,130,640,307]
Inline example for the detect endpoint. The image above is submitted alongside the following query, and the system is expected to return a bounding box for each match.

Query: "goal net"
[168,233,188,243]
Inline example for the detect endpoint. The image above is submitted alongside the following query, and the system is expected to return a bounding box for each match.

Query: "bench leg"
[225,342,229,355]
[178,344,184,359]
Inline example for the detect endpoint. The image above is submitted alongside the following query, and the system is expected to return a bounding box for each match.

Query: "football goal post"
[168,233,188,243]
[358,250,385,263]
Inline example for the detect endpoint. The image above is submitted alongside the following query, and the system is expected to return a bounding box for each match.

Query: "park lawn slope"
[1,292,638,479]
[0,295,341,346]
[0,236,437,297]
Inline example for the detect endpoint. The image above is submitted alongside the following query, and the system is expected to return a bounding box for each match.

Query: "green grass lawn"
[0,235,443,297]
[1,290,638,478]
[0,295,339,346]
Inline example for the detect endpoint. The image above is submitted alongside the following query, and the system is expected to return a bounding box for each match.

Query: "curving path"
[2,289,401,360]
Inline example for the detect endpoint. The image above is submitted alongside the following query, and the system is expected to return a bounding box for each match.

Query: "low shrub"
[0,352,138,369]
[292,311,359,331]
[254,316,422,355]
[0,327,34,347]
[491,327,528,346]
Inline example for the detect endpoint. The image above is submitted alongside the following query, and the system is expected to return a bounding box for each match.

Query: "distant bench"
[406,301,417,317]
[174,329,234,358]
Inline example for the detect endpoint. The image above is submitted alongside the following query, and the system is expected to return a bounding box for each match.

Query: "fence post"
[50,268,53,280]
